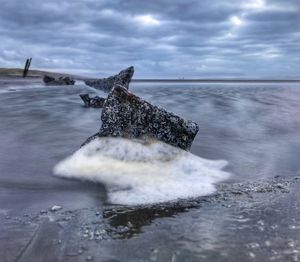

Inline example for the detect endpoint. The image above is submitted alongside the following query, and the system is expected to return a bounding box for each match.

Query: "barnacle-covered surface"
[79,94,106,108]
[84,66,134,92]
[43,75,75,85]
[88,85,199,150]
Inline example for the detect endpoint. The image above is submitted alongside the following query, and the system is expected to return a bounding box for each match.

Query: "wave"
[53,137,230,205]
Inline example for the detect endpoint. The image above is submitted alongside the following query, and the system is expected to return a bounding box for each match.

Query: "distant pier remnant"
[22,58,32,78]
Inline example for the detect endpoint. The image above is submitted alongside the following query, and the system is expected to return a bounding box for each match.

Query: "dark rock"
[83,85,199,150]
[84,66,134,92]
[80,94,91,107]
[43,75,55,83]
[79,94,106,108]
[43,75,75,85]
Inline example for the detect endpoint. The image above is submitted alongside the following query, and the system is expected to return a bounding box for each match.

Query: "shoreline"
[1,74,300,84]
[2,175,299,261]
[132,79,300,83]
[1,68,299,83]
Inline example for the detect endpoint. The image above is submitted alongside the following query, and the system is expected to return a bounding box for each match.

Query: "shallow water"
[1,79,300,261]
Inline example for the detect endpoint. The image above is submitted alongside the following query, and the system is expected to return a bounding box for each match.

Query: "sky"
[0,0,299,78]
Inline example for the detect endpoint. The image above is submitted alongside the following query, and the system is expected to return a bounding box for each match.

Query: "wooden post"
[22,59,29,77]
[27,58,32,72]
[22,57,32,78]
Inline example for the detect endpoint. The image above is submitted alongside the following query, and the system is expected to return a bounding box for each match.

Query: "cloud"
[0,0,299,77]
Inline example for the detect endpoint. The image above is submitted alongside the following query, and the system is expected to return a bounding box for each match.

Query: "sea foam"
[53,137,230,205]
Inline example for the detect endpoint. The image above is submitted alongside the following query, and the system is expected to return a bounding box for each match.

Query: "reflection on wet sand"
[1,176,300,261]
[102,176,299,240]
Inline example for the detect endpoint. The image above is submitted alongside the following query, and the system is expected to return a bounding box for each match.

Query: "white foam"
[53,137,230,205]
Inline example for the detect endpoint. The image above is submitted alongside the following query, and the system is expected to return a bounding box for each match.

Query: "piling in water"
[22,58,32,78]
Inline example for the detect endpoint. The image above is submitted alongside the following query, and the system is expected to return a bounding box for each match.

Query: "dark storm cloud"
[0,0,299,77]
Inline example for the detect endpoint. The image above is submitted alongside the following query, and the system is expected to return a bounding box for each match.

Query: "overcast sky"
[0,0,299,78]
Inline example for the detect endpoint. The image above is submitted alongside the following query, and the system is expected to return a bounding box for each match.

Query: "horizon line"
[131,79,300,83]
[1,68,299,82]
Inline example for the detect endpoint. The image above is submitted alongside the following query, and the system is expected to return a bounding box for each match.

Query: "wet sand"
[2,176,300,262]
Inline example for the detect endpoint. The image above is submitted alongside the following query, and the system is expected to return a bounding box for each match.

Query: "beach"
[1,77,300,261]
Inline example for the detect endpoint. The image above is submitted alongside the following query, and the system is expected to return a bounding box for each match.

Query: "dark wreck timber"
[84,66,134,92]
[43,75,75,85]
[83,85,199,150]
[22,57,32,78]
[80,94,106,108]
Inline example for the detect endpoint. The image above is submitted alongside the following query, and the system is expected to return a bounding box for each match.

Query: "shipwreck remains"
[83,85,199,150]
[43,75,75,86]
[80,94,106,108]
[84,66,134,92]
[22,58,32,78]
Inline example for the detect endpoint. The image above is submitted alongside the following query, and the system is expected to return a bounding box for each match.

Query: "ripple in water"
[53,137,230,205]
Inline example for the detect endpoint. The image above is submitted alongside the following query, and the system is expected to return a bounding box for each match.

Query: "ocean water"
[1,79,300,261]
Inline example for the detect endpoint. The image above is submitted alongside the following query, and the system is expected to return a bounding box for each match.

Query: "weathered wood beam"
[22,57,32,78]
